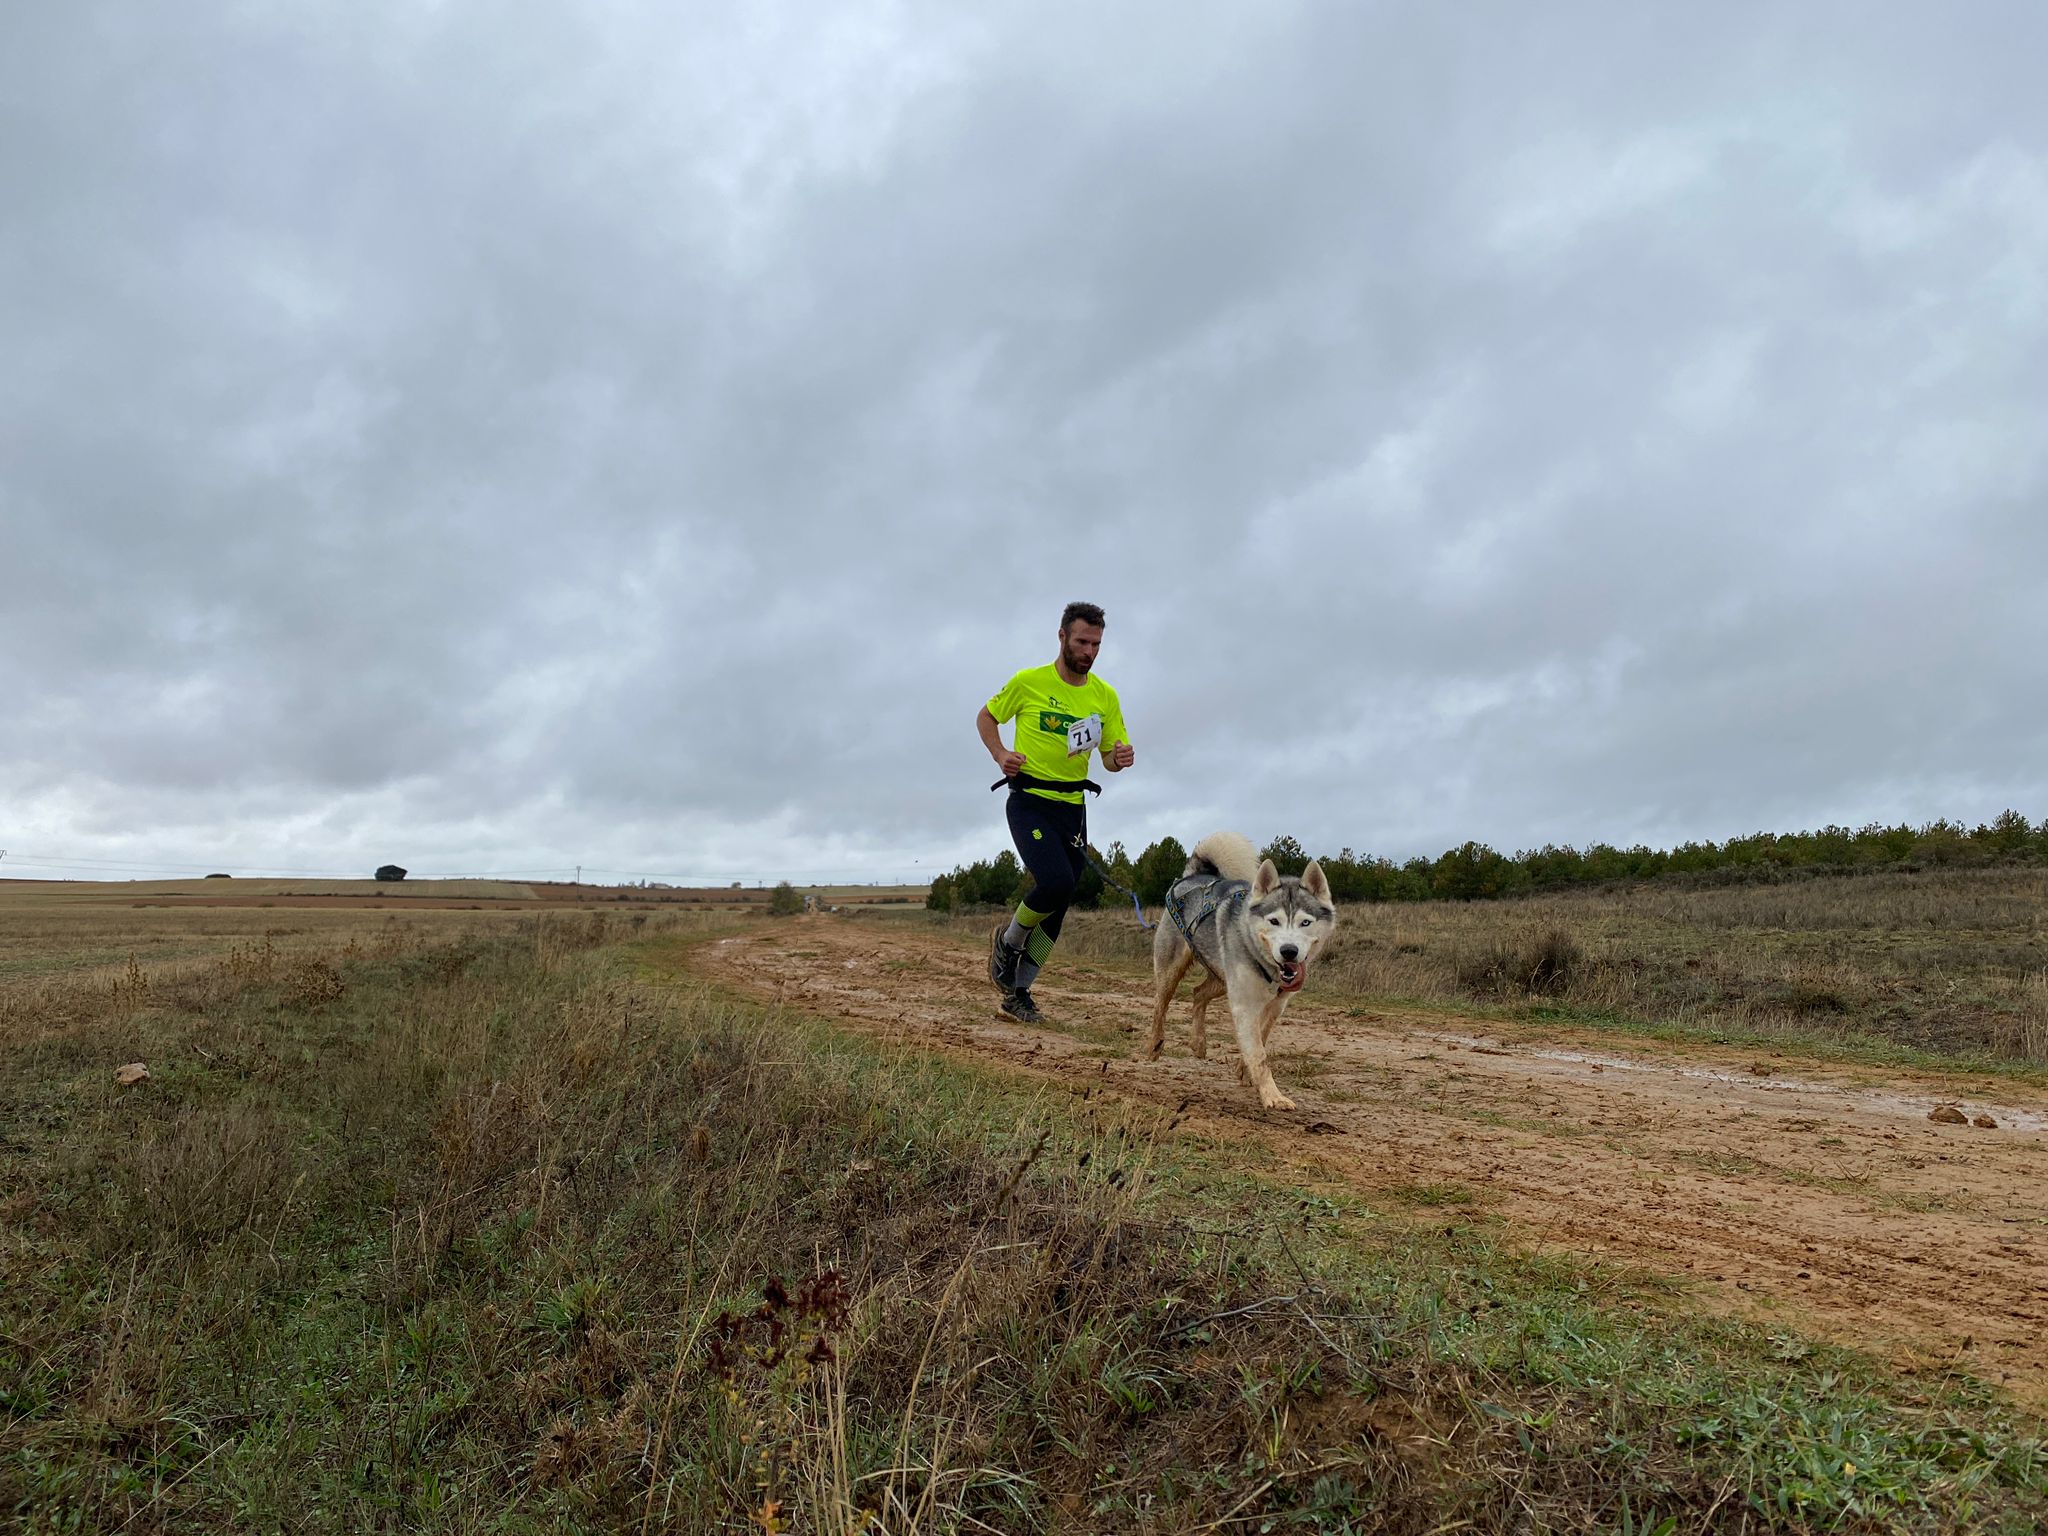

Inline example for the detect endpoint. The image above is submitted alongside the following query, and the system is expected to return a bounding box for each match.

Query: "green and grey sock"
[1002,900,1052,951]
[1014,924,1056,989]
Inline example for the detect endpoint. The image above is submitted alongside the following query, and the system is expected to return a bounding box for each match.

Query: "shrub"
[928,851,1027,911]
[1132,838,1188,905]
[1457,927,1581,997]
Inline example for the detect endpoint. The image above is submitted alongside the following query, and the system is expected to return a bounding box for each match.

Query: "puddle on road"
[1409,1030,2048,1134]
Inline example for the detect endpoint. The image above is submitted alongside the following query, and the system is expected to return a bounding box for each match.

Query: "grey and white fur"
[1146,832,1338,1110]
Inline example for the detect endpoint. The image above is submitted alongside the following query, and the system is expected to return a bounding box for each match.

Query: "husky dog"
[1146,833,1337,1110]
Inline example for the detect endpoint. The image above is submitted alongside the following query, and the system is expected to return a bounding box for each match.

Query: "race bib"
[1066,712,1104,758]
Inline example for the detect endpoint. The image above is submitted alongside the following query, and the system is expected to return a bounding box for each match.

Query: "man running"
[976,601,1137,1023]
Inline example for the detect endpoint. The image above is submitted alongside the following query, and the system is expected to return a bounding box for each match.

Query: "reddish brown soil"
[686,917,2048,1403]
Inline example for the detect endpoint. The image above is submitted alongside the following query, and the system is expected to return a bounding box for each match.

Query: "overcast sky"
[4,2,2044,885]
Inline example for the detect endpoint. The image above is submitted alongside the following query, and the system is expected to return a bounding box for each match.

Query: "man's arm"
[978,707,1024,776]
[1101,696,1134,771]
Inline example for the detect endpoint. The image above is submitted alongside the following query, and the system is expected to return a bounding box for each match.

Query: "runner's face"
[1060,620,1103,675]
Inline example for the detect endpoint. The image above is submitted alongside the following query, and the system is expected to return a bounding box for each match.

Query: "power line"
[4,858,600,877]
[569,862,929,881]
[0,850,367,876]
[0,847,930,885]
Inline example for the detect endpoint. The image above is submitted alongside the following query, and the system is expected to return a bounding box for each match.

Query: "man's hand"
[1106,742,1136,771]
[978,707,1023,777]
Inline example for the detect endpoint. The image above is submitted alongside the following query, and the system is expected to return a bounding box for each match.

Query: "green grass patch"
[1381,1182,1481,1208]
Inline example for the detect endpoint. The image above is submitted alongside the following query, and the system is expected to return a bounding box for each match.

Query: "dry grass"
[1057,866,2048,1066]
[3,896,2044,1531]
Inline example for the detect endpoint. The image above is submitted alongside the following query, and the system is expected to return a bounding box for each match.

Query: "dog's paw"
[1259,1088,1296,1112]
[1145,1040,1164,1060]
[1234,1058,1248,1083]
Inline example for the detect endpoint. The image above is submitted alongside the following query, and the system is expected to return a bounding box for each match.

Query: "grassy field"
[3,890,2044,1532]
[1048,865,2048,1070]
[809,886,931,910]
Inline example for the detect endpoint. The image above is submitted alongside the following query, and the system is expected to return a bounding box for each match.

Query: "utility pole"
[575,864,581,885]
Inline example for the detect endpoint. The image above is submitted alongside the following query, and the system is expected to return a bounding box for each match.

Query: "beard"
[1061,643,1094,674]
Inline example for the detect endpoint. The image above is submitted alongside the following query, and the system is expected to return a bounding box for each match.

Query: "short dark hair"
[1060,601,1106,631]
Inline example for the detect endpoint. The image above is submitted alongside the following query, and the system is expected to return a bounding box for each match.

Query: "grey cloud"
[4,2,2045,883]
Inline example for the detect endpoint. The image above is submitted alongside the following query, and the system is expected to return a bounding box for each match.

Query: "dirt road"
[685,916,2048,1401]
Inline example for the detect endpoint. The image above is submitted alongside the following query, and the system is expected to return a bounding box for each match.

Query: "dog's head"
[1248,858,1338,992]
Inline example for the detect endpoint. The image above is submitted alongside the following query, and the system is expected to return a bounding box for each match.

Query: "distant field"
[811,883,930,907]
[0,879,926,986]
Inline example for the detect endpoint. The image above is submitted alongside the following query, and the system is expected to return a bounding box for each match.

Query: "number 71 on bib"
[1066,713,1104,758]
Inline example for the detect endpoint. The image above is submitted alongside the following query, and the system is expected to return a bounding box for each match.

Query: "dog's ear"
[1253,858,1280,897]
[1302,859,1330,903]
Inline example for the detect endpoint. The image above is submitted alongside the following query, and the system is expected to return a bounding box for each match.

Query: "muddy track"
[687,917,2048,1403]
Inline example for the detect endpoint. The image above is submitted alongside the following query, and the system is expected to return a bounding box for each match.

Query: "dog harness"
[1164,874,1248,947]
[1166,873,1291,985]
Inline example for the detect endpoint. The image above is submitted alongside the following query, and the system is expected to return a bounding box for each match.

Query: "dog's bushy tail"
[1187,832,1260,884]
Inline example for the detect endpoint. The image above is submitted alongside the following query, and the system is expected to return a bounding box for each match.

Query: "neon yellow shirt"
[986,663,1130,804]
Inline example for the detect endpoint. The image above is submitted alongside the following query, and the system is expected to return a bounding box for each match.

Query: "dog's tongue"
[1278,962,1306,993]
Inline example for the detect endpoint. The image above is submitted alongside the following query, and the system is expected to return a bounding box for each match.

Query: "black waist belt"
[991,771,1102,796]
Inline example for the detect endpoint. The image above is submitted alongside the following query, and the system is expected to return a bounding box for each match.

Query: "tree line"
[925,811,2048,911]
